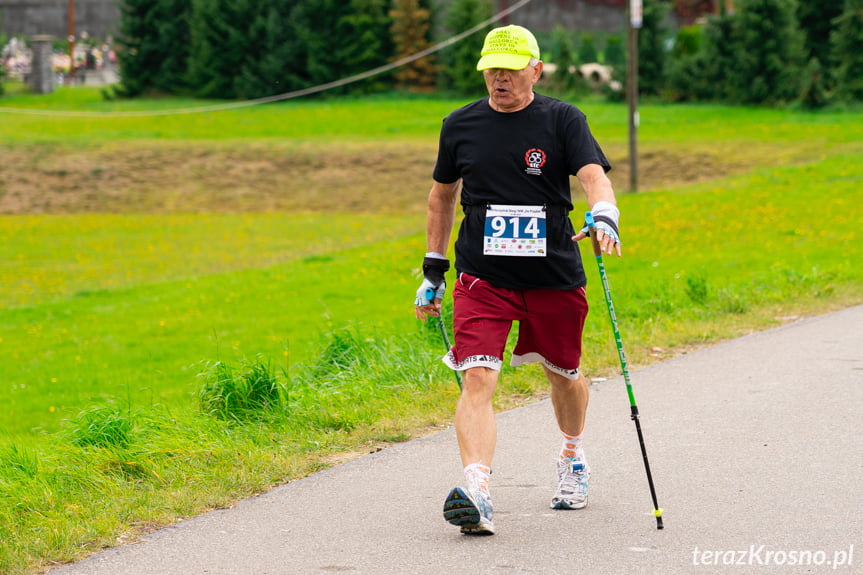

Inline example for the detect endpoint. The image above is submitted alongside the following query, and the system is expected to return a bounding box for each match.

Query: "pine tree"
[298,0,352,88]
[440,0,492,96]
[831,0,863,102]
[638,0,670,96]
[334,0,394,93]
[390,0,436,91]
[730,0,806,104]
[187,0,254,98]
[698,10,738,101]
[112,0,192,97]
[797,0,843,82]
[114,0,164,96]
[152,0,192,93]
[235,0,305,99]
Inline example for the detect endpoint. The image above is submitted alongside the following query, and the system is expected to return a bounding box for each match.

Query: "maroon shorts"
[443,272,589,379]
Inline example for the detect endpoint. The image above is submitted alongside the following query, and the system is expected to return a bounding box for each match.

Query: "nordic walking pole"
[426,287,462,390]
[585,211,663,530]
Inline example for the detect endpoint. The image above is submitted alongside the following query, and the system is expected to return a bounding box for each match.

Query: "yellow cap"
[476,25,541,71]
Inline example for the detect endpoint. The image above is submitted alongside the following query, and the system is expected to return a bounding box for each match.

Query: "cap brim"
[477,53,532,71]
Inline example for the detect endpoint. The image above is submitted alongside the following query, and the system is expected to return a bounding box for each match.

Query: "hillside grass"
[0,87,861,573]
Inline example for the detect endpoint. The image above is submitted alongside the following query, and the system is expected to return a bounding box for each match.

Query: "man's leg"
[443,366,499,534]
[545,367,589,436]
[455,366,499,467]
[546,367,591,510]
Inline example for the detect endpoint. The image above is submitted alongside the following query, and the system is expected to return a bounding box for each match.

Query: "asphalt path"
[53,305,863,574]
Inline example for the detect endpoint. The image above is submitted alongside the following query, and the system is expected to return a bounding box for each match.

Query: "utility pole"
[68,0,76,83]
[628,0,641,193]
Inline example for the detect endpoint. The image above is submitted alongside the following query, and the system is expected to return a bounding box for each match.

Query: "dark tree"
[729,0,806,104]
[831,0,863,101]
[439,0,492,96]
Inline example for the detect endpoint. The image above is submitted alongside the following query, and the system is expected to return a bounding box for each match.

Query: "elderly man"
[415,24,621,535]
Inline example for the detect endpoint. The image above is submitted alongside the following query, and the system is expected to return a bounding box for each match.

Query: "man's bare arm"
[415,179,461,320]
[427,179,462,255]
[573,163,621,256]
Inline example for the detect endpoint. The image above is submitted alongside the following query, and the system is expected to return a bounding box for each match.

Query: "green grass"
[0,85,466,143]
[0,213,424,308]
[3,84,863,148]
[1,88,862,574]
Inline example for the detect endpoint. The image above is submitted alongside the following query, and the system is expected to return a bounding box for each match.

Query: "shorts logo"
[525,148,546,176]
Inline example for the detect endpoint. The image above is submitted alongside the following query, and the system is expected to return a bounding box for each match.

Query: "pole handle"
[585,211,602,258]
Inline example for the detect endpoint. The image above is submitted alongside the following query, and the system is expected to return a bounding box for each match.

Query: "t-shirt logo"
[525,148,546,176]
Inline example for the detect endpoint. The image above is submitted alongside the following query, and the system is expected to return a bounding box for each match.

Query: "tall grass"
[0,321,458,574]
[198,356,284,421]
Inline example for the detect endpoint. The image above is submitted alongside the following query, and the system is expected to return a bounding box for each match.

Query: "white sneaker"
[551,458,590,510]
[443,485,495,535]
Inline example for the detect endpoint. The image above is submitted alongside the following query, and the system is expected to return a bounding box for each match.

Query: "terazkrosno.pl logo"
[692,545,854,569]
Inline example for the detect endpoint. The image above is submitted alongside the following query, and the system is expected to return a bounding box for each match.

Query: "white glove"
[581,201,621,244]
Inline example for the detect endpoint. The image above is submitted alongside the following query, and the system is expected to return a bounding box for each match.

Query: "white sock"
[560,429,585,463]
[464,462,491,495]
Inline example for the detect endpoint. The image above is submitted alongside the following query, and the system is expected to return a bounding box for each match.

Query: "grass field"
[1,85,862,573]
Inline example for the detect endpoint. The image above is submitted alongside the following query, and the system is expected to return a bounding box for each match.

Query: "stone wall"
[0,0,120,40]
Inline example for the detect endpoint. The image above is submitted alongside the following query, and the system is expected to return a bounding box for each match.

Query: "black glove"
[415,256,450,306]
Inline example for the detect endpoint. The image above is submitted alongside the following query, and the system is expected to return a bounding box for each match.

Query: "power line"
[0,0,535,118]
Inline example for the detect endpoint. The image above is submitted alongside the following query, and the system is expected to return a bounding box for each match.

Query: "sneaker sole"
[443,487,495,535]
[551,497,588,510]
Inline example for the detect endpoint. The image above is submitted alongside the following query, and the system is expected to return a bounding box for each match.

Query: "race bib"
[483,205,547,257]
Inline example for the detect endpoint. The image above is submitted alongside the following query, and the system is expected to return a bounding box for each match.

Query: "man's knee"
[544,366,585,389]
[461,367,498,398]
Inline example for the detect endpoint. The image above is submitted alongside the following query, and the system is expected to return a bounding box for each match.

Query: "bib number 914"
[483,205,547,257]
[488,215,543,239]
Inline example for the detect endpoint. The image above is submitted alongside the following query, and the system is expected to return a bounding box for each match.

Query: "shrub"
[198,357,284,421]
[66,404,135,449]
[578,34,598,64]
[664,25,706,102]
[603,35,625,69]
[798,57,828,109]
[685,273,709,306]
[548,26,592,97]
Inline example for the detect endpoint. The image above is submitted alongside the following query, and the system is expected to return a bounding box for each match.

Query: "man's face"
[482,62,543,113]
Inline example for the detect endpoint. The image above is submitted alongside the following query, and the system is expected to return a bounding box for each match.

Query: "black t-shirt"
[433,93,611,290]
